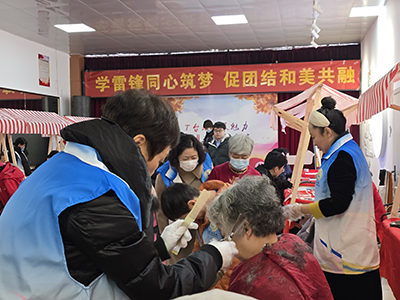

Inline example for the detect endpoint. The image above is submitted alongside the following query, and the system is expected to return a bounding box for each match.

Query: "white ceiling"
[0,0,383,55]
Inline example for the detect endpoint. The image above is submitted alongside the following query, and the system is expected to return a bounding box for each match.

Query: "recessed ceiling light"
[211,15,248,25]
[54,23,95,33]
[349,6,383,17]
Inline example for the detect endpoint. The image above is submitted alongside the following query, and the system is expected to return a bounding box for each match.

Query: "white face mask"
[180,159,198,172]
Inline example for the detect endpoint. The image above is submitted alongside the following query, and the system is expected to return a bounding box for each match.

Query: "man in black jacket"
[206,121,231,166]
[0,89,237,300]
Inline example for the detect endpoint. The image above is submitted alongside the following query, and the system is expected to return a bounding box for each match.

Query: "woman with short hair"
[207,134,260,184]
[208,176,333,300]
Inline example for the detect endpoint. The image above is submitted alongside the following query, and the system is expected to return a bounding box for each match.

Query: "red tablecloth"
[379,218,400,299]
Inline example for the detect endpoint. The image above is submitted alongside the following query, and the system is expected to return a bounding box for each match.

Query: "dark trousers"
[324,269,382,300]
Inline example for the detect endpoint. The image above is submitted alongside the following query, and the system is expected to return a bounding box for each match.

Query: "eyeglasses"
[214,129,225,133]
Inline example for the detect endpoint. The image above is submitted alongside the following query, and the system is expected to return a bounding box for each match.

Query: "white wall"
[0,30,70,115]
[360,0,400,186]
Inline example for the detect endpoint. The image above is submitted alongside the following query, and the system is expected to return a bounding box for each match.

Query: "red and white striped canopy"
[0,110,27,134]
[0,109,71,135]
[270,83,359,132]
[64,116,97,123]
[355,63,400,124]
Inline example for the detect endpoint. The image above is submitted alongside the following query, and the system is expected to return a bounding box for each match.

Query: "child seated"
[160,183,207,264]
[161,182,236,290]
[161,183,202,222]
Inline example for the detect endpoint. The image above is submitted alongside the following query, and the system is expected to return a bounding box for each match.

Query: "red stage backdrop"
[84,60,360,97]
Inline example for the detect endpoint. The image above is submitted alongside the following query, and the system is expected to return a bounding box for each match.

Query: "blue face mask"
[206,129,212,133]
[230,157,250,170]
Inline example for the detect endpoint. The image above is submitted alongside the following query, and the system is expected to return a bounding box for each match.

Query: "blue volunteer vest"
[157,153,212,188]
[0,143,141,299]
[313,134,379,274]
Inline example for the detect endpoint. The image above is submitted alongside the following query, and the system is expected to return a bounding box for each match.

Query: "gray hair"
[207,176,285,237]
[228,134,254,155]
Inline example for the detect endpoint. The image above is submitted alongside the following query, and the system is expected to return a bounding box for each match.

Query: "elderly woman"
[207,134,260,184]
[208,176,333,300]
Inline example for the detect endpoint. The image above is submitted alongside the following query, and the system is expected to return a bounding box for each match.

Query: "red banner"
[0,88,42,100]
[84,60,360,97]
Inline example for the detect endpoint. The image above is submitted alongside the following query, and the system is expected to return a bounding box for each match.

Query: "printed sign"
[84,60,360,97]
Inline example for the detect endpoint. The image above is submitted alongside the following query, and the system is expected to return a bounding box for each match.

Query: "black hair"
[13,137,29,156]
[203,119,213,129]
[47,150,59,159]
[103,89,180,160]
[213,121,226,130]
[315,97,347,135]
[264,151,288,170]
[161,183,200,221]
[168,132,206,169]
[14,137,28,149]
[272,148,289,155]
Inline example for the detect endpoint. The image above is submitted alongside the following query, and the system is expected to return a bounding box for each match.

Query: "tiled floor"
[382,277,396,300]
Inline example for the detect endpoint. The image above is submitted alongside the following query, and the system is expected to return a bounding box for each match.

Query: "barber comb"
[222,213,246,241]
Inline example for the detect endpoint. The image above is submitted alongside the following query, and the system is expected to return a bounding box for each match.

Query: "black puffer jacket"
[256,164,293,203]
[58,118,222,300]
[206,135,230,166]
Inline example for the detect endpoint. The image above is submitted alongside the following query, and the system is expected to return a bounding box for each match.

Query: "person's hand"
[208,239,238,271]
[161,219,198,252]
[282,203,304,221]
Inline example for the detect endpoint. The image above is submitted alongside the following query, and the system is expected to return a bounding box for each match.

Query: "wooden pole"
[273,106,307,132]
[56,135,61,152]
[280,84,322,233]
[342,103,359,117]
[390,104,400,112]
[0,133,8,162]
[290,85,323,205]
[284,122,305,133]
[48,135,53,155]
[390,180,400,218]
[385,171,393,205]
[7,134,17,166]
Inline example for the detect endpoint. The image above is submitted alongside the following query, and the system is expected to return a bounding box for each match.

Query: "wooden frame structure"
[274,84,322,206]
[274,62,400,210]
[272,83,360,207]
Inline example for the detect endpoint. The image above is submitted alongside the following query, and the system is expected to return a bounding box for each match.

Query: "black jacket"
[14,147,31,176]
[202,131,214,147]
[256,164,293,203]
[206,135,230,166]
[58,118,222,300]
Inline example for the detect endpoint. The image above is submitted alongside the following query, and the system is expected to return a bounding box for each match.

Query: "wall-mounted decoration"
[38,54,50,87]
